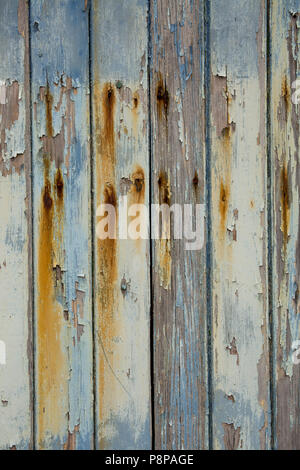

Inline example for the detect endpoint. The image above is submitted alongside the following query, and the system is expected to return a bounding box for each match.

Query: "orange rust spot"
[281,75,291,116]
[219,180,229,232]
[54,168,64,200]
[132,91,140,137]
[43,179,53,210]
[193,171,199,188]
[281,164,290,247]
[158,171,171,206]
[156,74,169,120]
[157,171,172,289]
[133,94,139,109]
[131,166,145,203]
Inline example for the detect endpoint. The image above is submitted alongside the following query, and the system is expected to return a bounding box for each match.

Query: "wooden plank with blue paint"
[0,0,32,450]
[91,0,151,449]
[150,0,208,449]
[270,0,300,449]
[210,0,271,449]
[31,0,93,449]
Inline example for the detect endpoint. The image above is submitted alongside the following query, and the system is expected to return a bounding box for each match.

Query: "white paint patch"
[0,80,6,104]
[0,341,6,365]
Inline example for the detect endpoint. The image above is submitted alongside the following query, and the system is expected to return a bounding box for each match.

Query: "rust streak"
[95,81,118,432]
[281,163,290,248]
[219,180,229,233]
[37,82,66,443]
[156,73,169,121]
[157,171,172,289]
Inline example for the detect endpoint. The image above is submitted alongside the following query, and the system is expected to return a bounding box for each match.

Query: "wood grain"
[210,0,271,450]
[31,0,93,449]
[150,0,208,450]
[0,0,32,450]
[92,0,151,449]
[270,0,300,450]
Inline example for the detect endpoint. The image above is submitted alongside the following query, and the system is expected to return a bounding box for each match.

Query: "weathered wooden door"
[0,0,299,450]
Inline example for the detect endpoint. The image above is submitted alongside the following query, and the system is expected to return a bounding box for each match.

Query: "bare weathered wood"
[31,0,93,449]
[271,0,300,450]
[92,0,151,449]
[210,0,271,449]
[0,0,32,449]
[150,0,208,450]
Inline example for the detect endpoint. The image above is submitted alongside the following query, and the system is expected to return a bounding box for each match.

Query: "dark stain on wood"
[43,179,53,211]
[54,168,64,200]
[158,171,171,206]
[156,74,169,120]
[219,180,229,231]
[281,163,290,247]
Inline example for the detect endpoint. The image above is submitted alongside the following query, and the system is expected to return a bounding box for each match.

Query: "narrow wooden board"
[210,0,271,449]
[92,0,151,449]
[31,0,93,449]
[150,0,208,450]
[271,0,300,449]
[0,0,32,450]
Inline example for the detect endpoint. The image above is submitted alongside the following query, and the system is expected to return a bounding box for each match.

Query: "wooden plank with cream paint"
[270,0,300,450]
[0,0,32,449]
[91,0,151,449]
[150,0,208,449]
[31,0,93,449]
[210,0,271,450]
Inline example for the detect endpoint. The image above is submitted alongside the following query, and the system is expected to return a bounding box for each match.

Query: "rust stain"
[132,91,139,138]
[222,423,241,450]
[192,171,199,189]
[131,166,145,202]
[127,166,146,246]
[219,180,230,234]
[158,171,171,206]
[37,82,67,443]
[157,171,172,289]
[280,163,290,247]
[156,73,169,121]
[94,81,118,431]
[282,75,290,116]
[54,167,64,201]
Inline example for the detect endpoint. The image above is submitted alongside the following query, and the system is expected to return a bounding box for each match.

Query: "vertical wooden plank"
[0,0,32,449]
[92,0,151,449]
[210,0,271,449]
[150,0,208,449]
[31,0,93,449]
[271,0,300,449]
